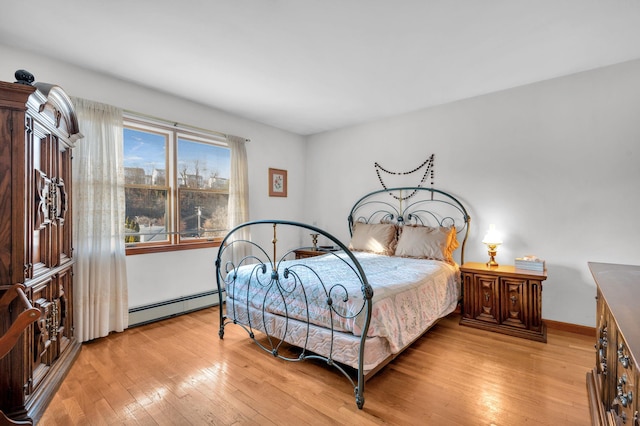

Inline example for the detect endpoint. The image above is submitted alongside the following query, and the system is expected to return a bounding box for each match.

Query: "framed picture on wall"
[268,168,287,197]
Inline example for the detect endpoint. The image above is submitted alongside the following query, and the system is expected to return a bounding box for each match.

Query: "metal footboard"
[215,220,373,409]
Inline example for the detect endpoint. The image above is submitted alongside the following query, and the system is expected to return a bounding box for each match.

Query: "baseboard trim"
[545,319,595,336]
[128,290,224,327]
[129,294,595,337]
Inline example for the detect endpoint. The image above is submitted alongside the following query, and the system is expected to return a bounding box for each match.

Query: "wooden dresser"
[0,72,83,424]
[587,262,639,426]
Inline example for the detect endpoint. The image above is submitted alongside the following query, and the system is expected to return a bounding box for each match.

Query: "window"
[123,116,231,254]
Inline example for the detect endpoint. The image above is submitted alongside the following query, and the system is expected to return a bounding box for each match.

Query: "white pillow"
[394,225,458,263]
[348,223,397,256]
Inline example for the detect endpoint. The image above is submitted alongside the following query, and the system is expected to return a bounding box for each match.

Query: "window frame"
[123,114,230,255]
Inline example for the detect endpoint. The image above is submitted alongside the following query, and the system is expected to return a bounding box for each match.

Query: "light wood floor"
[40,306,594,425]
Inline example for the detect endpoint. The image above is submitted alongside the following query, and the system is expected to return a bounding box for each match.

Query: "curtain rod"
[123,109,251,142]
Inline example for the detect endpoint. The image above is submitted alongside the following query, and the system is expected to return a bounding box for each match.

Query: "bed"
[215,187,470,409]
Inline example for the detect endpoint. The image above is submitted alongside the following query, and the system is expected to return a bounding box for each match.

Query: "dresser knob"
[620,412,627,424]
[617,390,632,408]
[617,375,633,408]
[600,362,607,376]
[618,343,630,368]
[619,354,630,369]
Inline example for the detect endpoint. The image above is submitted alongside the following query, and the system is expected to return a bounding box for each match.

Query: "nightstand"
[459,262,548,342]
[293,247,339,259]
[293,249,326,259]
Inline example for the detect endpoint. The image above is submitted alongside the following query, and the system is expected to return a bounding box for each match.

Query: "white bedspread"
[225,251,460,354]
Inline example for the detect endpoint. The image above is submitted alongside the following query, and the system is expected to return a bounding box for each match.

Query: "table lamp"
[482,224,503,267]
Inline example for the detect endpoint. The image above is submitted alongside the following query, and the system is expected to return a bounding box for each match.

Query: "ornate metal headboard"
[347,187,471,264]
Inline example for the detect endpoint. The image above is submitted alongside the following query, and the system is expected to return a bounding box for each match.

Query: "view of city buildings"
[123,127,231,244]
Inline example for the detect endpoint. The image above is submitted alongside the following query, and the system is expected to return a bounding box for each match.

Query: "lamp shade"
[482,224,503,245]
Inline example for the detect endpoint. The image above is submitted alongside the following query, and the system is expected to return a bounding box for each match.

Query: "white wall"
[305,59,640,327]
[0,43,307,310]
[5,42,639,327]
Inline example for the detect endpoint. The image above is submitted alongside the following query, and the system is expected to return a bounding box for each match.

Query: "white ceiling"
[2,1,640,135]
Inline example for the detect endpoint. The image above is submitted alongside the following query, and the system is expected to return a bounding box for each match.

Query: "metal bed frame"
[215,187,470,409]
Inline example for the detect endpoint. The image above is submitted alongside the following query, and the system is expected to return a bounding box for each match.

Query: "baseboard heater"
[128,290,225,327]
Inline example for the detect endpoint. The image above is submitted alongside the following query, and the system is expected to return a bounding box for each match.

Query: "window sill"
[125,240,221,256]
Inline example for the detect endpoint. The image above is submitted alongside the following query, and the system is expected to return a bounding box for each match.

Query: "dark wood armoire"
[0,71,83,424]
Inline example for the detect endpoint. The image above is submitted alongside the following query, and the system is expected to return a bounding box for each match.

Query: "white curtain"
[226,135,250,260]
[71,97,129,342]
